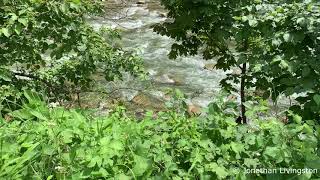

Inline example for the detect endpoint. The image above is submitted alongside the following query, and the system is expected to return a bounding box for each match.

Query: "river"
[85,0,288,115]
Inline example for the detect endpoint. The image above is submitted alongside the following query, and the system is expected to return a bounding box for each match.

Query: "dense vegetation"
[0,0,319,179]
[0,0,143,112]
[154,0,320,121]
[1,91,319,179]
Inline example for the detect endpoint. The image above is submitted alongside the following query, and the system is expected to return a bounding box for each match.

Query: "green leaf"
[293,114,302,124]
[23,90,42,103]
[244,134,256,145]
[302,66,310,77]
[115,174,131,180]
[9,13,18,22]
[206,163,228,179]
[1,28,11,37]
[306,159,320,169]
[14,24,23,35]
[248,19,258,27]
[109,140,124,151]
[283,33,293,42]
[264,147,281,159]
[132,155,151,176]
[313,94,320,105]
[9,109,33,120]
[230,142,244,154]
[279,60,289,69]
[72,0,81,4]
[43,145,55,155]
[88,156,102,168]
[18,18,28,26]
[0,69,12,81]
[77,44,87,52]
[296,17,307,26]
[244,158,260,168]
[29,110,48,121]
[60,130,73,144]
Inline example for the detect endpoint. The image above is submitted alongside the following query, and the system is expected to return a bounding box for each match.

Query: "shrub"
[0,92,319,179]
[0,0,143,112]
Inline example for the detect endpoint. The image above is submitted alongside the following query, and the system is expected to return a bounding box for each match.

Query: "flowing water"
[86,0,289,114]
[86,0,228,112]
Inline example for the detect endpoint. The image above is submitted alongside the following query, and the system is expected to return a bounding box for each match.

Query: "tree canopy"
[154,0,320,120]
[0,0,143,111]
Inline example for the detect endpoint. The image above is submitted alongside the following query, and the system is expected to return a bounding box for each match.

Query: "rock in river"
[136,0,146,5]
[154,74,183,85]
[187,104,202,116]
[204,63,216,71]
[132,93,165,110]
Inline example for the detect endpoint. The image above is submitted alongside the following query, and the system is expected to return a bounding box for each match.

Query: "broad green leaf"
[244,158,259,168]
[283,33,292,42]
[14,24,23,35]
[1,28,11,37]
[115,174,131,180]
[296,17,307,26]
[88,156,102,168]
[9,109,33,120]
[0,69,12,81]
[72,0,81,4]
[313,94,320,105]
[29,110,48,121]
[9,13,18,22]
[77,44,87,52]
[293,115,302,124]
[306,159,320,169]
[302,66,310,77]
[109,140,124,151]
[230,142,244,154]
[132,155,150,176]
[60,130,73,144]
[23,90,42,103]
[244,134,256,145]
[43,145,55,155]
[264,147,281,159]
[206,163,228,179]
[18,18,28,26]
[248,19,258,27]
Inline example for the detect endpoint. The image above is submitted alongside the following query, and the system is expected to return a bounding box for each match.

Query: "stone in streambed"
[136,0,145,5]
[232,68,242,75]
[159,12,167,18]
[154,74,175,84]
[154,74,183,85]
[132,93,165,110]
[204,63,216,71]
[187,104,202,116]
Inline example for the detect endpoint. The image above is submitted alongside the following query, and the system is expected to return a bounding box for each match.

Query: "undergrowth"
[0,91,319,179]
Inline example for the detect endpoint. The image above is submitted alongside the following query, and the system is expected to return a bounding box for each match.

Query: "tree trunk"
[240,63,247,124]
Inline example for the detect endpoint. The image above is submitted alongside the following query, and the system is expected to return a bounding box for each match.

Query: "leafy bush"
[0,92,319,179]
[154,0,320,120]
[0,0,143,112]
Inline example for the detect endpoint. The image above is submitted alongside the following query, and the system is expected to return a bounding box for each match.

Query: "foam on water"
[91,1,227,107]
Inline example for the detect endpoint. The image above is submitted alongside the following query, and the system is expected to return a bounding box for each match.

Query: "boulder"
[132,93,165,110]
[232,68,242,75]
[159,12,167,18]
[136,0,145,5]
[204,63,216,71]
[187,104,202,116]
[154,74,175,84]
[154,74,184,85]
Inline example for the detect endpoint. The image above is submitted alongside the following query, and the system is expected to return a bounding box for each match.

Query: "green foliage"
[0,94,319,179]
[154,0,320,119]
[0,0,143,112]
